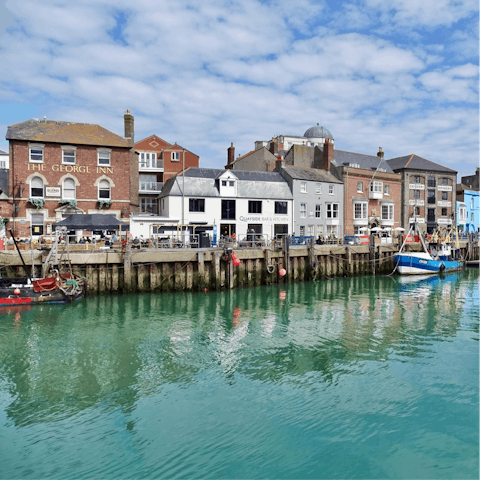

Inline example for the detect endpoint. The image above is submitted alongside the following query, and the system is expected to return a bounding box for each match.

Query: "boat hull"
[395,253,464,275]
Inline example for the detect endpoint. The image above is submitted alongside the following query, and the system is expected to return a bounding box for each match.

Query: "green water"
[0,270,478,479]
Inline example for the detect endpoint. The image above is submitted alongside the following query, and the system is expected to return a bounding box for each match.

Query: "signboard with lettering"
[438,185,452,192]
[46,187,61,197]
[437,218,452,225]
[437,201,451,207]
[409,217,425,224]
[409,200,424,206]
[409,184,425,190]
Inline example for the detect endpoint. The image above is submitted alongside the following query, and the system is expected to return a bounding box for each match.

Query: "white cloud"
[0,0,478,178]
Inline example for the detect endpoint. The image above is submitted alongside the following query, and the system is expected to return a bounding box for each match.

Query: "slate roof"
[332,149,395,174]
[0,149,8,155]
[6,119,131,148]
[387,154,457,174]
[159,167,292,200]
[281,166,343,184]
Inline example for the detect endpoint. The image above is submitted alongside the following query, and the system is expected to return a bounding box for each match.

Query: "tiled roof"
[6,119,131,148]
[281,166,343,184]
[333,149,395,174]
[387,154,457,174]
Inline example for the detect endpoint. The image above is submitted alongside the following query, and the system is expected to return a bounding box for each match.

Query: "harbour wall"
[0,240,476,295]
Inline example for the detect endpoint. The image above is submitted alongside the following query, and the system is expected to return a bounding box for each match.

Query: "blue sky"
[0,0,478,177]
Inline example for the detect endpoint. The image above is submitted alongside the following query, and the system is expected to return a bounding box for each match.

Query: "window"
[300,203,307,218]
[370,181,382,193]
[357,182,363,193]
[442,178,448,185]
[98,150,111,166]
[299,226,305,236]
[139,174,158,191]
[221,200,235,219]
[222,180,227,186]
[329,184,334,195]
[140,198,158,214]
[427,189,435,204]
[384,184,390,195]
[275,201,287,214]
[326,225,338,236]
[471,198,474,209]
[459,206,466,221]
[29,145,44,163]
[300,182,307,193]
[308,225,314,236]
[171,152,180,162]
[471,213,474,222]
[427,176,436,187]
[441,208,447,216]
[326,203,339,218]
[414,190,420,199]
[427,208,435,222]
[315,204,321,218]
[248,201,262,214]
[98,179,111,199]
[30,176,44,197]
[62,147,76,164]
[189,198,205,212]
[139,152,156,168]
[414,206,420,216]
[441,191,448,200]
[31,213,44,236]
[381,204,394,221]
[63,178,76,199]
[315,183,321,194]
[354,202,367,220]
[414,176,420,184]
[229,181,234,187]
[0,160,5,169]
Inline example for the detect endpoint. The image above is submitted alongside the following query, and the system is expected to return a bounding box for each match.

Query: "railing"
[236,234,269,248]
[139,182,164,193]
[150,234,200,249]
[139,159,164,170]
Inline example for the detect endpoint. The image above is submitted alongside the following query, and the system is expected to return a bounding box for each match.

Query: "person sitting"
[78,237,86,244]
[132,236,140,249]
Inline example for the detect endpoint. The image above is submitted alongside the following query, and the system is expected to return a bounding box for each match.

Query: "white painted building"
[158,168,294,242]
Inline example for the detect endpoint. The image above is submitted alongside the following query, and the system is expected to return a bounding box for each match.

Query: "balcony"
[369,181,383,200]
[139,159,164,172]
[139,182,164,193]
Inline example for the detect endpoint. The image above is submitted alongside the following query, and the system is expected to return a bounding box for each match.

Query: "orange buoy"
[14,288,21,295]
[279,268,286,277]
[204,287,208,293]
[279,291,286,300]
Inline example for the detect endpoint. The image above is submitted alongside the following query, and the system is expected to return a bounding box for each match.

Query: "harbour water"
[0,270,478,479]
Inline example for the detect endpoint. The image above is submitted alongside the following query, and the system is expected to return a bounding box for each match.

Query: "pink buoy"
[279,268,286,277]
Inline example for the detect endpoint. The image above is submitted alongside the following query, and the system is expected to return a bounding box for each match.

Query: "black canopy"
[52,214,128,231]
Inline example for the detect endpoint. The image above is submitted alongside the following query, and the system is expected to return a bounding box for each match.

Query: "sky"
[0,0,478,178]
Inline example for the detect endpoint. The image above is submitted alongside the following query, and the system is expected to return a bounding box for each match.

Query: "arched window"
[63,178,76,199]
[98,179,111,200]
[30,176,44,198]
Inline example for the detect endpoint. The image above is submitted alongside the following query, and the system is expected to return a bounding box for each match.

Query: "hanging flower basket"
[98,200,113,209]
[28,198,45,209]
[59,199,78,207]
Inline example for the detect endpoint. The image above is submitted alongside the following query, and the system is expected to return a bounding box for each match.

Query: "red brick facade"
[3,115,135,238]
[338,166,402,236]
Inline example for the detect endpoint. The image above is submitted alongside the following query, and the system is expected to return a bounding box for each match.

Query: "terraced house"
[3,110,137,238]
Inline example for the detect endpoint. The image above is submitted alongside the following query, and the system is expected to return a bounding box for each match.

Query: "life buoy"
[266,265,274,274]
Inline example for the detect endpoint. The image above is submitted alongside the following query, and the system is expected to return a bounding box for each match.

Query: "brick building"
[387,155,457,234]
[3,111,137,238]
[135,135,199,214]
[332,147,402,236]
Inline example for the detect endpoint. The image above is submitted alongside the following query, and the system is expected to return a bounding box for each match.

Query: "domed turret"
[303,124,334,141]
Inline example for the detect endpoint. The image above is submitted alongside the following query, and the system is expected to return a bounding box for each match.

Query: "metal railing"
[139,159,164,170]
[139,181,164,192]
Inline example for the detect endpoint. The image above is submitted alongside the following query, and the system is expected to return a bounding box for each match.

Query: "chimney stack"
[226,142,235,169]
[323,138,334,171]
[269,137,278,156]
[124,109,134,144]
[377,147,384,159]
[274,154,285,172]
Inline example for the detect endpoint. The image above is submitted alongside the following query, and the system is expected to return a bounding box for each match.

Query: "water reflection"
[0,270,478,427]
